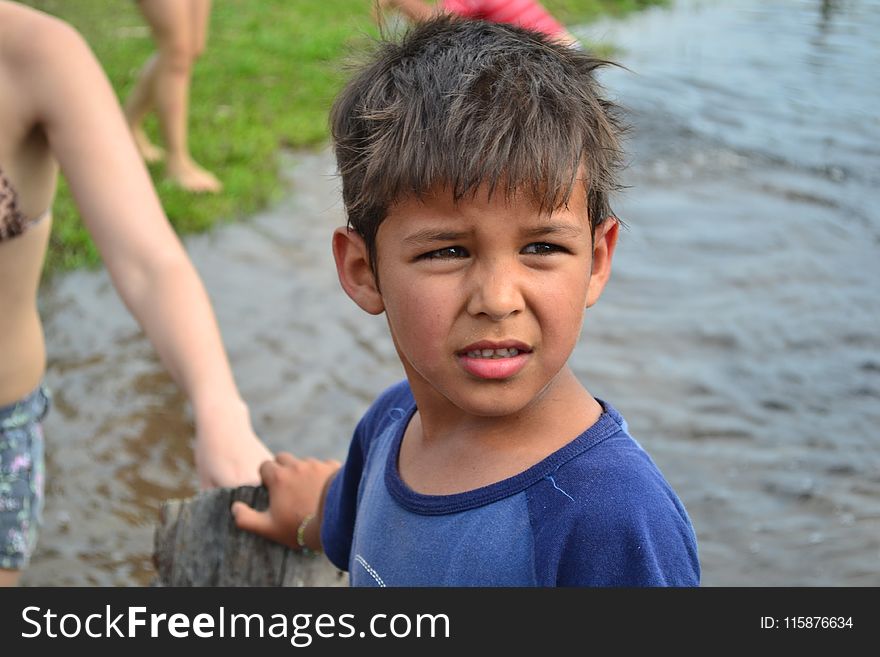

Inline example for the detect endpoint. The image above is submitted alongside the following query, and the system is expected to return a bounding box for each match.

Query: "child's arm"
[18,13,272,488]
[231,453,341,551]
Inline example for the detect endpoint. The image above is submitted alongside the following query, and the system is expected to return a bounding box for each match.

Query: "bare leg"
[161,0,220,192]
[191,0,212,57]
[0,569,21,587]
[124,53,165,163]
[137,0,221,192]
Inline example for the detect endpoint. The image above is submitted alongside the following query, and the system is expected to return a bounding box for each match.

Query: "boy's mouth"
[458,340,532,358]
[457,341,532,380]
[464,347,522,359]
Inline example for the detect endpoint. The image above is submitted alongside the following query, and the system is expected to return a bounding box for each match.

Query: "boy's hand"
[231,453,341,549]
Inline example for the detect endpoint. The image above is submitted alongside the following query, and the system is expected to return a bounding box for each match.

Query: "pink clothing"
[440,0,567,39]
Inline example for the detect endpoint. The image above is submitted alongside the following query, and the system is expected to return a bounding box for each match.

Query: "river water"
[22,0,879,586]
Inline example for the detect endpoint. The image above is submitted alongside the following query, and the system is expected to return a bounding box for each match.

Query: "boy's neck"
[398,368,604,495]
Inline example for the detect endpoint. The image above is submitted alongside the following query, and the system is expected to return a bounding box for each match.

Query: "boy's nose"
[466,262,525,321]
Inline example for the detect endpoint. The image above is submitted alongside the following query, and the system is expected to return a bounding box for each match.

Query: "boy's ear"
[586,218,619,308]
[332,227,385,315]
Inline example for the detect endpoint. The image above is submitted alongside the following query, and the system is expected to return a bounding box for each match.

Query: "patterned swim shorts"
[0,384,50,570]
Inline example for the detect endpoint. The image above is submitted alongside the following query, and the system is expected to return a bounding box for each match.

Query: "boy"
[233,17,700,586]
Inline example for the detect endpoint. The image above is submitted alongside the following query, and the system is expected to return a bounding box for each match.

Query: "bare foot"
[132,126,165,163]
[166,158,222,193]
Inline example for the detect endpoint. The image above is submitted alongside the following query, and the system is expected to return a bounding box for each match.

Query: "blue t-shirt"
[322,381,700,586]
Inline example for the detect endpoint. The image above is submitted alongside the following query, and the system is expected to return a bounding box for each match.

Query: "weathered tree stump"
[153,485,346,587]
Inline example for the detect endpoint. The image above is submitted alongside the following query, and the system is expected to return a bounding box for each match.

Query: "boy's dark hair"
[331,16,625,272]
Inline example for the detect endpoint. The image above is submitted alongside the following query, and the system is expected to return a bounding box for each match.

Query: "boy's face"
[335,183,617,419]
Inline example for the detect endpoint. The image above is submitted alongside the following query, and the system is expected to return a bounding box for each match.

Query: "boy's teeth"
[466,348,520,359]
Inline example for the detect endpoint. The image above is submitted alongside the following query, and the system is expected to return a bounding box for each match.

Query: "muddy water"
[578,0,880,585]
[22,0,879,586]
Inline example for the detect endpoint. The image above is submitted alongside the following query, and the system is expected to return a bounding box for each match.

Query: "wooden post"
[153,486,346,586]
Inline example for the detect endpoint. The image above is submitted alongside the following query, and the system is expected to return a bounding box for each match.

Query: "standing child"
[234,17,700,586]
[371,0,580,45]
[124,0,222,192]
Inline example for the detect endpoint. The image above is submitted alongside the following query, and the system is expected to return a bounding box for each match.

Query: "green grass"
[24,0,664,274]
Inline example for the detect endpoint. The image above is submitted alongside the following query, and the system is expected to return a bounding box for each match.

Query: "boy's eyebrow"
[402,224,585,245]
[521,223,585,238]
[402,229,470,245]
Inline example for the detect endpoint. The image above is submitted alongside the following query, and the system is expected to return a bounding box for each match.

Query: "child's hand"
[231,452,340,549]
[195,426,274,490]
[192,398,273,489]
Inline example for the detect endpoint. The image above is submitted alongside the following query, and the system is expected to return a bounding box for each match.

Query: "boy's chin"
[439,384,544,419]
[405,364,563,419]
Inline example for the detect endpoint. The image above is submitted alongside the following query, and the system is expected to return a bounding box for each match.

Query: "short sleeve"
[529,436,700,586]
[554,494,700,586]
[320,422,367,571]
[320,380,414,571]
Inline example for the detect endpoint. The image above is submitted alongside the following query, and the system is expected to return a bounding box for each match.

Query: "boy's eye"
[420,246,470,260]
[521,242,564,255]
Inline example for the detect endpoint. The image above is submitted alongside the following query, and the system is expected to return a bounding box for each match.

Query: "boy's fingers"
[258,459,278,487]
[231,501,275,538]
[275,452,297,466]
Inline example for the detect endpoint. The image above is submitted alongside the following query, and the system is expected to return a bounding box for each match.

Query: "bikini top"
[0,165,49,241]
